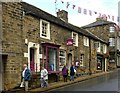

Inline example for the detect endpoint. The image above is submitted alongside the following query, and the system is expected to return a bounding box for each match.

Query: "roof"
[22,2,108,44]
[82,20,115,29]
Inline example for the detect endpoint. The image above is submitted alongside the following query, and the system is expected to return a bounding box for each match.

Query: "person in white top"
[40,66,48,88]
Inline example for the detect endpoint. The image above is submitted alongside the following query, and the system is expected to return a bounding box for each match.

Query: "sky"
[22,0,120,27]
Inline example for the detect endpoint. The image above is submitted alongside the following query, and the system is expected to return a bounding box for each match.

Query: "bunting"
[66,2,70,8]
[55,0,119,23]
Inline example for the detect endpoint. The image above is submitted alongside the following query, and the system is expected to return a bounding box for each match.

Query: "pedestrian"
[21,63,31,91]
[62,65,68,82]
[40,66,48,88]
[70,62,75,81]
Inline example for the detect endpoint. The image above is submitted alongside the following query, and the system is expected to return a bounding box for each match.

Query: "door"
[30,48,35,72]
[0,55,7,91]
[68,53,72,68]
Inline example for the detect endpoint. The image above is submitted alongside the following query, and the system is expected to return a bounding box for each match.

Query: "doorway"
[0,55,7,91]
[67,53,72,68]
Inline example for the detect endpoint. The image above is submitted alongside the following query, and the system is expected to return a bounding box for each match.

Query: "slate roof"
[82,20,115,29]
[22,2,108,44]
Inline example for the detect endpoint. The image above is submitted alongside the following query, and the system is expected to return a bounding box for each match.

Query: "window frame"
[40,19,50,39]
[83,36,89,47]
[72,32,78,46]
[109,26,115,33]
[109,37,115,46]
[80,54,84,66]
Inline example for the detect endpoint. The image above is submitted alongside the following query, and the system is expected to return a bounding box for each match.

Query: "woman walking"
[62,65,68,82]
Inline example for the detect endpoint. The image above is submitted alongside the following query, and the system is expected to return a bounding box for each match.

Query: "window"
[83,36,89,46]
[109,26,115,32]
[118,37,120,50]
[40,19,50,39]
[72,32,78,46]
[109,38,115,46]
[100,43,103,52]
[96,42,100,52]
[59,50,66,67]
[103,44,107,53]
[80,54,84,66]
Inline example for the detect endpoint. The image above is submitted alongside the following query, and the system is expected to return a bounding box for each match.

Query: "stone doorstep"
[29,72,108,92]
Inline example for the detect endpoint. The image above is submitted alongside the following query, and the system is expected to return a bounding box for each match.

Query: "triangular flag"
[66,2,70,8]
[89,10,92,16]
[94,11,97,14]
[73,5,76,9]
[112,16,114,21]
[84,9,87,15]
[78,7,81,13]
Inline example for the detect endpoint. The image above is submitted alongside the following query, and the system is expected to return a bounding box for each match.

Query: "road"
[48,69,120,93]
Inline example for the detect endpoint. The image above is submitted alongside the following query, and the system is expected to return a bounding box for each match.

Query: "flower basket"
[104,52,110,58]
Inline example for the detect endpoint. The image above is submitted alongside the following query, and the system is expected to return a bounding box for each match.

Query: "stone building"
[82,17,120,69]
[0,2,109,91]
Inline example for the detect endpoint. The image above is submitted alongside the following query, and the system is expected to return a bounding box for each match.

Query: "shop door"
[97,58,102,70]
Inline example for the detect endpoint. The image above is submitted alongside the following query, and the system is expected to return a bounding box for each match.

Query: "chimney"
[96,14,107,21]
[57,9,68,22]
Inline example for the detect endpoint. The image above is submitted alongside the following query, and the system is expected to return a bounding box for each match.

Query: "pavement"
[3,69,117,93]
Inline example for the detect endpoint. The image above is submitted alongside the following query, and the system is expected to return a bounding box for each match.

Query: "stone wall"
[2,2,23,90]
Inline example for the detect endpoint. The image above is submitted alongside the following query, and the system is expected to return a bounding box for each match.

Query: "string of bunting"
[55,0,119,22]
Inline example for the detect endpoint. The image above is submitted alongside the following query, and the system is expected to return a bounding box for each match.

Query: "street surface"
[48,69,120,93]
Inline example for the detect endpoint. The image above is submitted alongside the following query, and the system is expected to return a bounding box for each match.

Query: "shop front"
[41,43,60,82]
[97,54,104,71]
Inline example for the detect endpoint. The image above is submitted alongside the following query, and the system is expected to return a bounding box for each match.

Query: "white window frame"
[80,54,84,66]
[83,36,89,46]
[97,42,101,52]
[59,50,66,71]
[72,32,78,46]
[109,38,115,46]
[103,44,107,53]
[109,26,115,32]
[40,19,50,39]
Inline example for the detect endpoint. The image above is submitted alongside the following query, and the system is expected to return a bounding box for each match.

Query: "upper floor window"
[109,38,115,46]
[72,32,78,46]
[83,36,89,46]
[109,26,115,32]
[103,44,107,53]
[40,19,50,39]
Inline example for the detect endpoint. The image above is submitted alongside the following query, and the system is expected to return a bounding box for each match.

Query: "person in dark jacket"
[62,65,68,82]
[70,63,75,81]
[22,64,31,91]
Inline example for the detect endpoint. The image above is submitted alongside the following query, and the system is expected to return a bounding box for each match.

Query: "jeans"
[41,78,48,88]
[70,75,74,81]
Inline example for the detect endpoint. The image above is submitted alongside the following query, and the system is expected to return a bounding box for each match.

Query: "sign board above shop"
[66,38,73,46]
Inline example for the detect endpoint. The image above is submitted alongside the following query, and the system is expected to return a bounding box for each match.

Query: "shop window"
[48,48,57,71]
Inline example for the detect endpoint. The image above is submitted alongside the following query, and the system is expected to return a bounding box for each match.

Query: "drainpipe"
[115,27,118,68]
[89,38,92,75]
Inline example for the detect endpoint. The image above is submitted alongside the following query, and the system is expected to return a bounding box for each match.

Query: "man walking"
[22,63,31,91]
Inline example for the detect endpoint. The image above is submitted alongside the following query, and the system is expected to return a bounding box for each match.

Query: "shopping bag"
[20,81,24,87]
